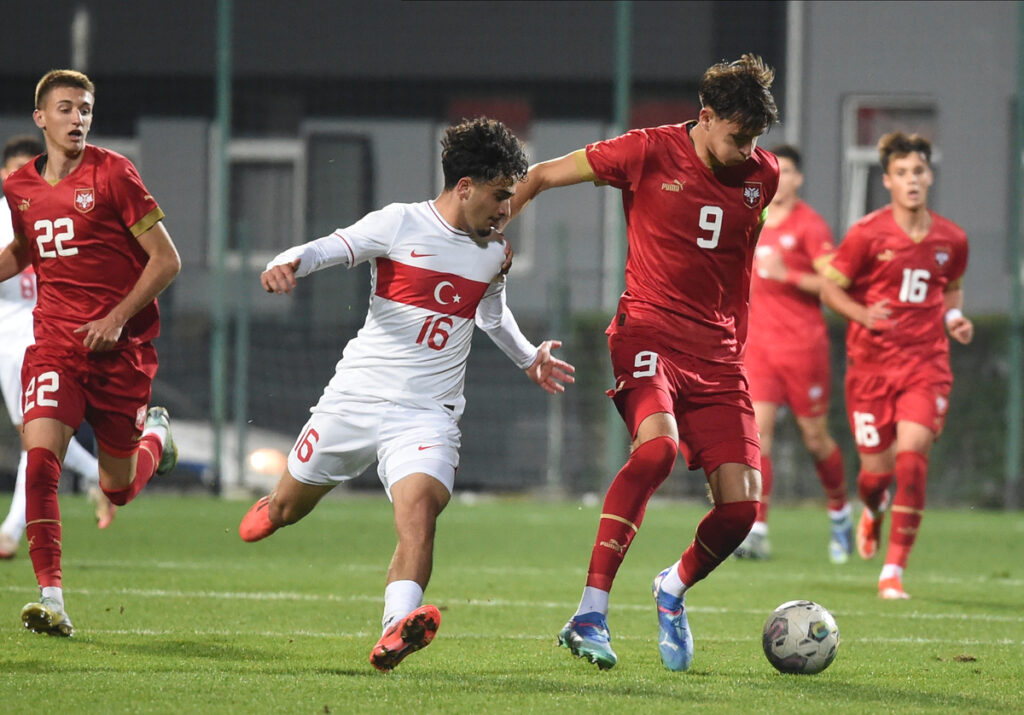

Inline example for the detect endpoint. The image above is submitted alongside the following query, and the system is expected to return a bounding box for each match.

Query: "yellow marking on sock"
[891,505,924,516]
[600,513,638,532]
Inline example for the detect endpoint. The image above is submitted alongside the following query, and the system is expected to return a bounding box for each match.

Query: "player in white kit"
[239,118,575,671]
[0,136,111,560]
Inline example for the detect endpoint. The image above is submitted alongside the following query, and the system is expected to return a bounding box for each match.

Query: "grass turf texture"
[0,494,1022,713]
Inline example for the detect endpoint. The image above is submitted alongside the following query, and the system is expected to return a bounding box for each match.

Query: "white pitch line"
[53,557,1024,588]
[2,585,1021,624]
[50,627,1024,647]
[52,557,1024,589]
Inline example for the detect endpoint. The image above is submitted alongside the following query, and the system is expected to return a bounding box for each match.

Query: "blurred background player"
[735,144,851,563]
[822,132,972,599]
[0,70,181,636]
[0,135,114,561]
[238,117,575,672]
[507,55,779,671]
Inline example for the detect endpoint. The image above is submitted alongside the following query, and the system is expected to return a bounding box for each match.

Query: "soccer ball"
[762,600,839,674]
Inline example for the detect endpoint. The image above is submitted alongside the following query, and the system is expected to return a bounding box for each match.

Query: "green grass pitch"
[0,493,1022,713]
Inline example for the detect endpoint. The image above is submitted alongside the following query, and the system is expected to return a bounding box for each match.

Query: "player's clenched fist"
[261,258,301,294]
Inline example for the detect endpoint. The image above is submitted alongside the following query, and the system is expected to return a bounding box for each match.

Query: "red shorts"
[844,365,951,453]
[607,331,760,475]
[745,338,831,418]
[22,342,158,457]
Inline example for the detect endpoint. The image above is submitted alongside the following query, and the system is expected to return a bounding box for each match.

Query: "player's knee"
[631,435,678,476]
[715,499,759,537]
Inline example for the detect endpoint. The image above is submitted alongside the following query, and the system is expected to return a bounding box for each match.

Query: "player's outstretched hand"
[74,314,124,351]
[947,314,974,344]
[261,258,301,294]
[526,340,576,394]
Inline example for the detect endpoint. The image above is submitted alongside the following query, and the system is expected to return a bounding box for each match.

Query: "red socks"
[25,448,63,588]
[755,455,773,522]
[102,433,163,506]
[886,451,928,568]
[677,500,758,587]
[815,446,848,510]
[585,436,677,591]
[858,470,893,513]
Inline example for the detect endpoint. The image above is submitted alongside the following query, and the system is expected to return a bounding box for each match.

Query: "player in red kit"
[507,55,779,671]
[822,132,971,599]
[736,145,851,563]
[0,70,181,636]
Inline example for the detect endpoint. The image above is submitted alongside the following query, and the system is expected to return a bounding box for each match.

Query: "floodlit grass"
[0,493,1022,713]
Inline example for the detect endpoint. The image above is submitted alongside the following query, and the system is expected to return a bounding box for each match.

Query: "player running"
[238,117,575,672]
[735,144,851,563]
[0,136,115,561]
[0,70,180,636]
[506,55,779,671]
[822,131,971,599]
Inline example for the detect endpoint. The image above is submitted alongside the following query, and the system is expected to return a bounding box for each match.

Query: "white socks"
[0,451,28,539]
[63,438,100,487]
[41,586,64,611]
[880,564,903,581]
[829,503,852,522]
[382,580,423,633]
[657,560,688,598]
[575,586,610,617]
[748,520,768,537]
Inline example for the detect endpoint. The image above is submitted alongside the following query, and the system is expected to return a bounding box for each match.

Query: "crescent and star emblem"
[433,281,461,305]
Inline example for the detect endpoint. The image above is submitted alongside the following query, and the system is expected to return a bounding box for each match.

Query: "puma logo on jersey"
[661,179,685,192]
[18,199,30,211]
[876,249,895,262]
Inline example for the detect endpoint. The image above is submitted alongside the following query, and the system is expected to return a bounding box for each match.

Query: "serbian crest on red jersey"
[74,187,95,213]
[933,246,951,270]
[743,182,763,209]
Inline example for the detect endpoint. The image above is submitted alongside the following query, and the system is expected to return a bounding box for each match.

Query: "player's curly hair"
[35,69,95,109]
[699,54,778,134]
[877,132,932,172]
[3,135,43,164]
[440,117,528,190]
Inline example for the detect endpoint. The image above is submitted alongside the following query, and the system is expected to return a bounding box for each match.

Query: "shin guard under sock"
[585,436,677,591]
[677,500,758,587]
[25,448,63,588]
[103,433,163,506]
[885,451,928,569]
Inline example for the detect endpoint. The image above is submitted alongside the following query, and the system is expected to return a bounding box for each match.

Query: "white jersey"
[0,196,36,329]
[0,195,36,422]
[273,200,537,416]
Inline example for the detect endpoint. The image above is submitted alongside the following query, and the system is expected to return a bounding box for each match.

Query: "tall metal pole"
[783,0,804,146]
[1005,1,1024,509]
[605,1,632,482]
[210,0,233,495]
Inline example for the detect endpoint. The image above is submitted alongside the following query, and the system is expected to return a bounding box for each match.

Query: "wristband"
[944,308,963,325]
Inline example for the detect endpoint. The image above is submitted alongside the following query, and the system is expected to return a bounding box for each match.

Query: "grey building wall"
[799,0,1018,314]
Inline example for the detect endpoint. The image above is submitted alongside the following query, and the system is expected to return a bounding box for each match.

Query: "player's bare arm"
[74,221,181,351]
[507,150,594,220]
[525,339,576,395]
[821,276,891,331]
[0,233,31,283]
[942,286,974,345]
[261,258,301,294]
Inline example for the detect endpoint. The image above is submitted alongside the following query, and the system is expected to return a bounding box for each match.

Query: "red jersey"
[747,200,834,351]
[586,121,779,364]
[2,145,165,352]
[826,206,968,372]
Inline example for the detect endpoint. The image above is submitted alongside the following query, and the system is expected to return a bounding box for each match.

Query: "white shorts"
[0,325,33,424]
[286,397,461,500]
